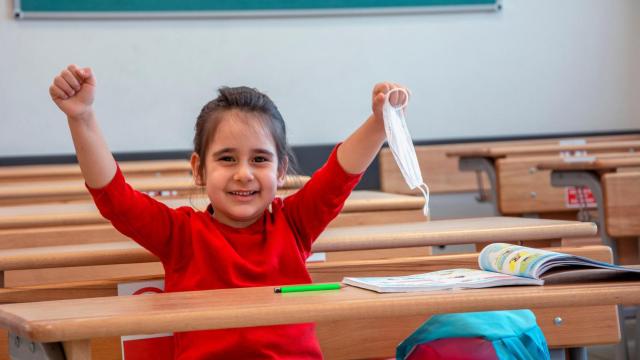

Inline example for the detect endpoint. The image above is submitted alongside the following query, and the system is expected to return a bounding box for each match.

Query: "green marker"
[274,283,341,293]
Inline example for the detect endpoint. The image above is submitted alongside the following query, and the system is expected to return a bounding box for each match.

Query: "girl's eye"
[253,156,269,163]
[218,156,235,162]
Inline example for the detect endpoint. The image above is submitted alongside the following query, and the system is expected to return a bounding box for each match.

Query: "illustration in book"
[343,243,640,293]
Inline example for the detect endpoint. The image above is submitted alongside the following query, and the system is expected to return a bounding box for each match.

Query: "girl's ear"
[276,157,289,187]
[190,152,204,186]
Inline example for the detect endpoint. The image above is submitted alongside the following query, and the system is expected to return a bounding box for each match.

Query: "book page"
[342,268,541,293]
[478,243,564,279]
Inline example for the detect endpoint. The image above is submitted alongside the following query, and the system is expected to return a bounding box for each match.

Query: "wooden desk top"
[0,176,196,201]
[0,160,191,181]
[0,280,637,343]
[536,154,640,172]
[447,141,640,159]
[313,216,596,252]
[0,174,311,203]
[0,217,597,271]
[0,190,421,230]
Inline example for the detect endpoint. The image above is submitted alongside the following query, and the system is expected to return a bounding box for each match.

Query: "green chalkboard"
[14,0,500,19]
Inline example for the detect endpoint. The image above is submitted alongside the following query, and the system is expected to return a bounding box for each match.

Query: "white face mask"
[382,88,430,217]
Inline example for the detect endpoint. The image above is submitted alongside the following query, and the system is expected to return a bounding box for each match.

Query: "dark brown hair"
[193,86,295,181]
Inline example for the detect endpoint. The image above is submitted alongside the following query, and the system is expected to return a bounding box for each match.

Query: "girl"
[49,64,408,359]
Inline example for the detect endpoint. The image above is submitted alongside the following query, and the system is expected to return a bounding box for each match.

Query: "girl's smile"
[227,189,259,201]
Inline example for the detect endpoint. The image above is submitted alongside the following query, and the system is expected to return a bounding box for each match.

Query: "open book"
[342,243,640,293]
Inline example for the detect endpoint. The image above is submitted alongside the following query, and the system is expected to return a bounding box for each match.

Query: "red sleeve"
[86,165,191,263]
[283,144,363,255]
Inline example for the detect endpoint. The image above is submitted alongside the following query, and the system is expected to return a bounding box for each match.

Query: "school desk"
[0,173,310,206]
[538,156,640,360]
[491,152,639,216]
[0,160,192,183]
[537,155,640,264]
[0,190,424,231]
[379,133,640,195]
[0,246,617,360]
[1,277,638,360]
[446,141,640,215]
[0,217,597,288]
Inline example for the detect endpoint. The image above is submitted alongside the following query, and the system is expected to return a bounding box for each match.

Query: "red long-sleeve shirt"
[88,146,362,359]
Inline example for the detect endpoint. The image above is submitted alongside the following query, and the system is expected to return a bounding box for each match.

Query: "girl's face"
[191,110,286,228]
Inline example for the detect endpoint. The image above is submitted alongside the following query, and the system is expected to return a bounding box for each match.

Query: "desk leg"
[551,171,631,360]
[567,347,587,360]
[550,348,588,360]
[550,170,618,262]
[63,340,91,360]
[636,306,640,360]
[458,157,500,215]
[8,333,65,359]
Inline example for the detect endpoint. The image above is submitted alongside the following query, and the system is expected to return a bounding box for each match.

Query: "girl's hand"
[49,64,96,119]
[371,82,410,122]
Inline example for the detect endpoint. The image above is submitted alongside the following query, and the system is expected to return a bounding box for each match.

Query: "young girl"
[49,64,408,359]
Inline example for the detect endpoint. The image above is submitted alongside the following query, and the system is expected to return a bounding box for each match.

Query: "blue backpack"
[396,310,550,360]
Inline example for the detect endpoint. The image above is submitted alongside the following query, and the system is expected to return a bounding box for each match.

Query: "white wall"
[1,0,639,157]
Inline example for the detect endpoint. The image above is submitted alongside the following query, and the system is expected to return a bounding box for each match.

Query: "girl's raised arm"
[49,65,117,188]
[337,82,408,174]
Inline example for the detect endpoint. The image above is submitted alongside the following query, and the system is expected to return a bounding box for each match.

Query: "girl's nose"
[233,163,254,182]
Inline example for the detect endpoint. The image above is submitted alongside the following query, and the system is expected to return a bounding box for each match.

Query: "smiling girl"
[49,64,407,359]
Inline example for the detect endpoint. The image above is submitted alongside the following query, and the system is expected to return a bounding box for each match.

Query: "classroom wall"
[1,0,639,157]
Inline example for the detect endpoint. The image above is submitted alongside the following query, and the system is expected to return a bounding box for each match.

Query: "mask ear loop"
[417,183,430,218]
[385,87,410,111]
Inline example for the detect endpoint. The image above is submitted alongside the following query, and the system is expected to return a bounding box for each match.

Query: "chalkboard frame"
[14,0,501,20]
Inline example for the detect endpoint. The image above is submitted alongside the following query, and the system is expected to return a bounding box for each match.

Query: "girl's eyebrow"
[254,149,275,156]
[212,148,235,157]
[212,148,274,157]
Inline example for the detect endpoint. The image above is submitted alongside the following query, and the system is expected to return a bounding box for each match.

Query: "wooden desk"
[0,160,192,183]
[0,174,310,206]
[379,134,640,195]
[1,280,638,360]
[447,142,640,215]
[0,190,424,231]
[0,217,597,288]
[495,152,640,215]
[447,140,640,159]
[0,246,617,360]
[537,155,640,172]
[537,155,640,264]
